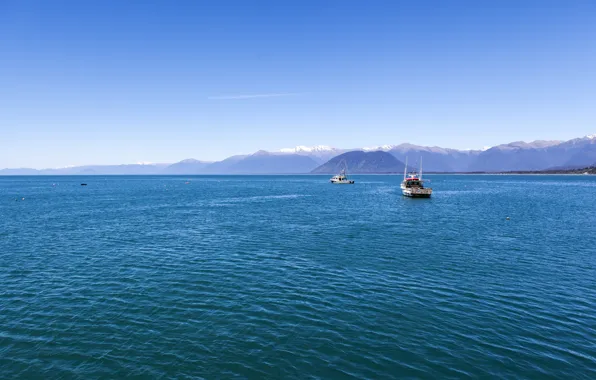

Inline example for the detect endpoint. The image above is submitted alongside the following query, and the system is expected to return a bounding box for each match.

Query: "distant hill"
[0,164,168,175]
[551,166,596,174]
[163,159,212,174]
[360,136,596,172]
[311,151,406,174]
[223,151,319,174]
[276,145,347,164]
[553,136,596,168]
[468,140,563,172]
[0,168,41,175]
[468,137,596,172]
[496,166,596,175]
[386,143,479,172]
[201,155,248,174]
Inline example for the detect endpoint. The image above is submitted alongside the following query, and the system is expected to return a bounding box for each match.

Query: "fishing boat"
[400,158,432,197]
[330,164,354,184]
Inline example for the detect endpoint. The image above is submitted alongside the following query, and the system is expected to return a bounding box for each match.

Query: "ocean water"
[1,175,595,379]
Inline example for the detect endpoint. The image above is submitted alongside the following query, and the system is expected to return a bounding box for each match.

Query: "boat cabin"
[404,176,424,188]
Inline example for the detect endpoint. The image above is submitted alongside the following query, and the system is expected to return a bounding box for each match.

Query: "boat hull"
[331,180,354,184]
[400,185,432,198]
[402,190,431,198]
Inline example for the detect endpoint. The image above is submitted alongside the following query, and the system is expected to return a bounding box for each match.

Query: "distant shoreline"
[1,170,594,177]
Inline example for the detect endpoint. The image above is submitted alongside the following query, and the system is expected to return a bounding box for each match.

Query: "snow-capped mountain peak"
[586,134,596,140]
[278,145,335,153]
[362,145,396,152]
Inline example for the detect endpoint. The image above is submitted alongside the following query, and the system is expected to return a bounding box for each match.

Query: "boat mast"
[404,157,408,180]
[420,157,423,181]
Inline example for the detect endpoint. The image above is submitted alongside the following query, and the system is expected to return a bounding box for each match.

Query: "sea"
[1,175,595,379]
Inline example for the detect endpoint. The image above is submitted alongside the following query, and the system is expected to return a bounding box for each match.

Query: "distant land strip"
[426,166,596,175]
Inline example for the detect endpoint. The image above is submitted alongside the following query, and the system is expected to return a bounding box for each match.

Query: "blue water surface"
[1,175,595,378]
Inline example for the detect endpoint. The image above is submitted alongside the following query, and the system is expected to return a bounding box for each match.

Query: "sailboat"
[330,162,354,184]
[400,157,432,197]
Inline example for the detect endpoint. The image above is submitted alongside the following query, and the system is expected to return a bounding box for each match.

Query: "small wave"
[212,194,311,206]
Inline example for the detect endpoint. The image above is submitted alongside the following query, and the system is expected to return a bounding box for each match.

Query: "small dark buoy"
[81,183,87,186]
[506,217,510,220]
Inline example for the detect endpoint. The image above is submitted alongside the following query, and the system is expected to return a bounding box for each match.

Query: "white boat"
[400,158,432,197]
[330,167,354,184]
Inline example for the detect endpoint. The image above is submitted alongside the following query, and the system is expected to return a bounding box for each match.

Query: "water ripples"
[1,175,595,378]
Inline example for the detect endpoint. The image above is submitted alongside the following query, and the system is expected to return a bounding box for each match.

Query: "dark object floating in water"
[81,184,88,186]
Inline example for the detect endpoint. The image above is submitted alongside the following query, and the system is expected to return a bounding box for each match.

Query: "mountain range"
[311,151,405,174]
[2,134,595,175]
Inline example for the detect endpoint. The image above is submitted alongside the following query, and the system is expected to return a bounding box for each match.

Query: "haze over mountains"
[312,151,405,174]
[2,135,595,175]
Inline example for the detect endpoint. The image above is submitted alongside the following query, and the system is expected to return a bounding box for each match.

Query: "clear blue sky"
[1,0,595,168]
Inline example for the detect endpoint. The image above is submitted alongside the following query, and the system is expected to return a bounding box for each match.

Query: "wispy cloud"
[208,93,301,100]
